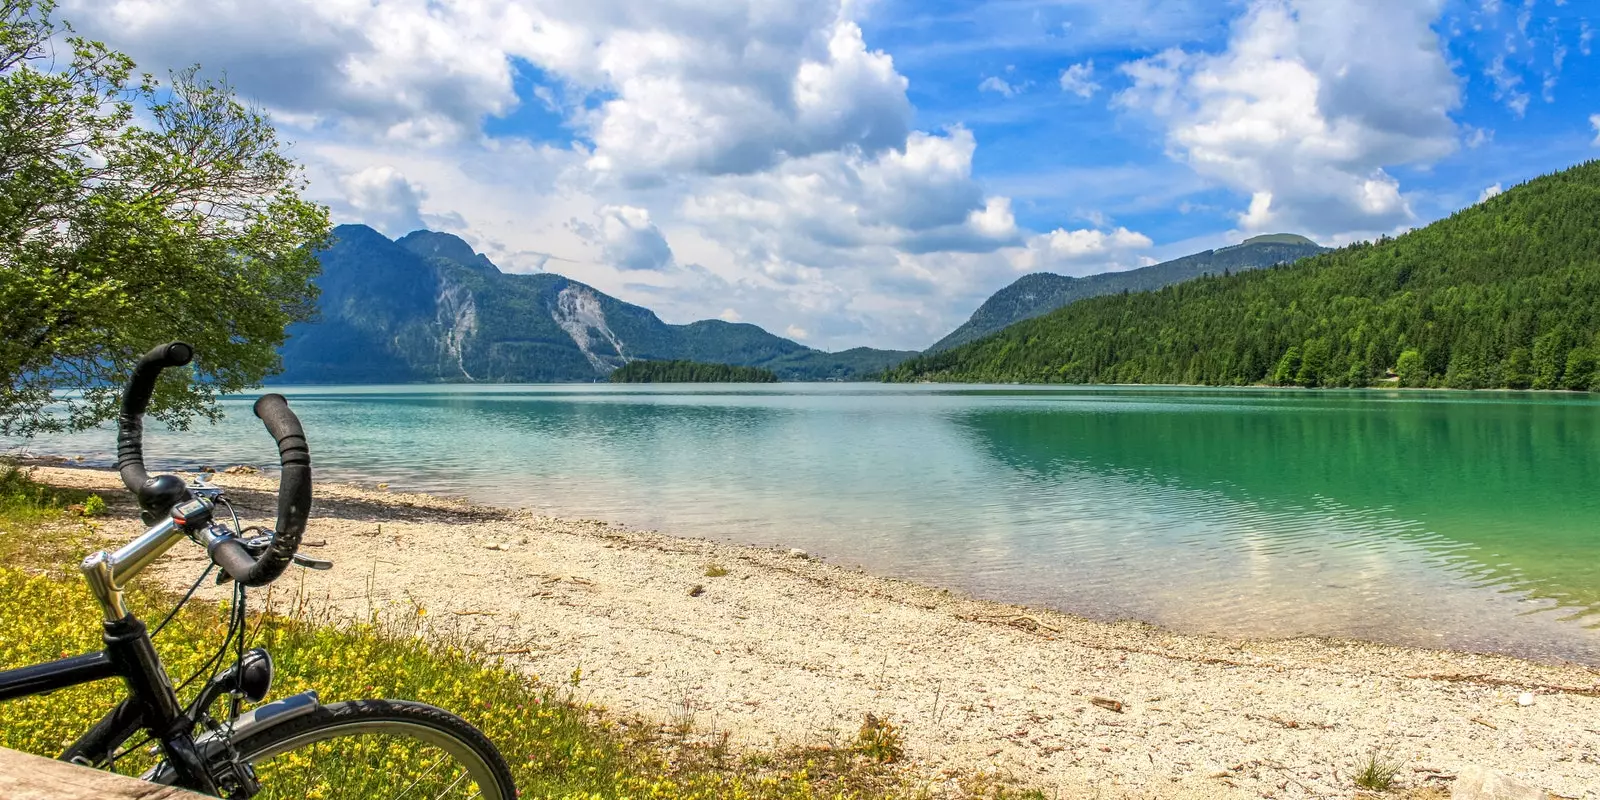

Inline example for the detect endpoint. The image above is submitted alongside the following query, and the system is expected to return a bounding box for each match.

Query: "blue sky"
[860,0,1598,255]
[63,0,1600,350]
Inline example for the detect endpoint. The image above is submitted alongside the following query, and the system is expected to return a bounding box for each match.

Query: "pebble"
[1451,765,1545,800]
[1516,692,1534,707]
[787,548,809,559]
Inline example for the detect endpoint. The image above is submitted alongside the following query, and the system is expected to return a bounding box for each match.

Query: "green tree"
[1271,347,1302,386]
[1563,347,1597,391]
[1296,339,1328,388]
[1395,349,1426,388]
[1531,326,1573,390]
[1503,347,1532,389]
[0,1,330,434]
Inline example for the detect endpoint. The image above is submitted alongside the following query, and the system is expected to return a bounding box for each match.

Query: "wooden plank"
[0,746,208,799]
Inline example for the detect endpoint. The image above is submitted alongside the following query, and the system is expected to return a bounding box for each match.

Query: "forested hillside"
[927,234,1326,352]
[888,161,1600,390]
[610,360,778,383]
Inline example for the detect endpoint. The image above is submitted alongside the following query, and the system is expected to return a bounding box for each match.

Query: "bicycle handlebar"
[115,343,314,588]
[116,342,194,504]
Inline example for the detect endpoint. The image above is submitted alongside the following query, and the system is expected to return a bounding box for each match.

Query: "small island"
[609,359,779,383]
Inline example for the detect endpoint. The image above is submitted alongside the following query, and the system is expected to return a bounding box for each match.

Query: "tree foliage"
[887,161,1600,392]
[0,0,330,433]
[609,360,778,383]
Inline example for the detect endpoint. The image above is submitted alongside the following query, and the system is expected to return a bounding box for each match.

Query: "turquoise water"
[11,384,1600,664]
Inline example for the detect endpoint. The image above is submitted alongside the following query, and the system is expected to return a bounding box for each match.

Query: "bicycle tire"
[227,699,516,800]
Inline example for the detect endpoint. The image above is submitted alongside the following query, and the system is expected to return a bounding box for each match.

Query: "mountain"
[927,234,1327,352]
[887,161,1600,390]
[275,225,915,383]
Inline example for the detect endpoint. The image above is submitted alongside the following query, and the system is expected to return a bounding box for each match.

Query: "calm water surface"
[12,384,1600,664]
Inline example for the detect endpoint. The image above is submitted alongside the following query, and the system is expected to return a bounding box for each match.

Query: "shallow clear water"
[11,384,1600,664]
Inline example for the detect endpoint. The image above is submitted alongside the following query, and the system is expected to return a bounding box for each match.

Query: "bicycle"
[0,342,517,799]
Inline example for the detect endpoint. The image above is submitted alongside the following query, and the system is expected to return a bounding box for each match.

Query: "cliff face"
[274,225,913,383]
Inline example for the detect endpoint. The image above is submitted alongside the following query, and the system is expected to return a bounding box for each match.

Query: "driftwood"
[1089,696,1124,712]
[0,746,207,799]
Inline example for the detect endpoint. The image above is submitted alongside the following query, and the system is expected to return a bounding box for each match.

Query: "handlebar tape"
[217,394,312,587]
[115,342,193,504]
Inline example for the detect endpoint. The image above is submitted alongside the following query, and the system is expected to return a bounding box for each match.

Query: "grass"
[704,564,730,578]
[1354,749,1402,792]
[0,464,1038,799]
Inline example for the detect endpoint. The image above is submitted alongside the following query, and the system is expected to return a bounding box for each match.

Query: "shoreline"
[17,464,1600,798]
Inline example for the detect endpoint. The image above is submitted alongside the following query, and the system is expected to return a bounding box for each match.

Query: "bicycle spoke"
[390,753,449,800]
[431,770,470,800]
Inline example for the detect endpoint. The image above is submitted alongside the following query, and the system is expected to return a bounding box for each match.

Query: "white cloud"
[573,205,676,271]
[1477,183,1503,203]
[1058,61,1100,98]
[1484,55,1530,118]
[1008,226,1154,275]
[784,324,809,340]
[63,0,1157,351]
[1115,0,1460,240]
[65,0,913,180]
[717,308,742,322]
[337,166,428,236]
[1591,114,1600,146]
[979,76,1021,97]
[64,0,522,144]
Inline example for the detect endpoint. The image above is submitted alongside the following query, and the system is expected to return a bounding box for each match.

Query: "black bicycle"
[0,342,517,799]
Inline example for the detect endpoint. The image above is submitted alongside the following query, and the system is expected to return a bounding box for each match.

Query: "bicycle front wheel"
[229,699,516,800]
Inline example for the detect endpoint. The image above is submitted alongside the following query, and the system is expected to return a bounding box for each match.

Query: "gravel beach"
[22,465,1600,799]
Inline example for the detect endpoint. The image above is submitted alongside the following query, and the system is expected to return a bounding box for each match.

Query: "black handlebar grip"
[207,537,261,586]
[231,393,312,587]
[116,342,194,505]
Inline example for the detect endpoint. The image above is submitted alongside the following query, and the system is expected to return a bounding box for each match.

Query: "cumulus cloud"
[1477,183,1503,203]
[785,324,809,340]
[1115,0,1460,239]
[573,205,676,271]
[65,0,1156,350]
[1009,226,1154,275]
[338,166,428,236]
[1592,114,1600,145]
[63,0,521,144]
[1058,61,1100,98]
[66,0,912,179]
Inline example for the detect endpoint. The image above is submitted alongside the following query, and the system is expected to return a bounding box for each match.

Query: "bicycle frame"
[0,516,217,791]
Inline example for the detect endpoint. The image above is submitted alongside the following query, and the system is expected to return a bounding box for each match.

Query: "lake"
[11,384,1600,664]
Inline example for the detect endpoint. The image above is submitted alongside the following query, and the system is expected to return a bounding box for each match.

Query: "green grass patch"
[0,466,1034,798]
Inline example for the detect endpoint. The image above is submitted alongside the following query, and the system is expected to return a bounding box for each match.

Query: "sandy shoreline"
[18,464,1600,799]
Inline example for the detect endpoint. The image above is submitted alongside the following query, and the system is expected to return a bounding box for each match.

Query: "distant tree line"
[887,161,1600,391]
[609,360,778,383]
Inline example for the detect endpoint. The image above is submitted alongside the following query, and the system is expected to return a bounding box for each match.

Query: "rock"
[787,548,809,560]
[688,584,705,597]
[377,482,390,491]
[1450,766,1545,800]
[1516,692,1534,706]
[484,541,506,551]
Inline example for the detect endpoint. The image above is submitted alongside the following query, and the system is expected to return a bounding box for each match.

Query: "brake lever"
[293,553,333,571]
[212,531,332,583]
